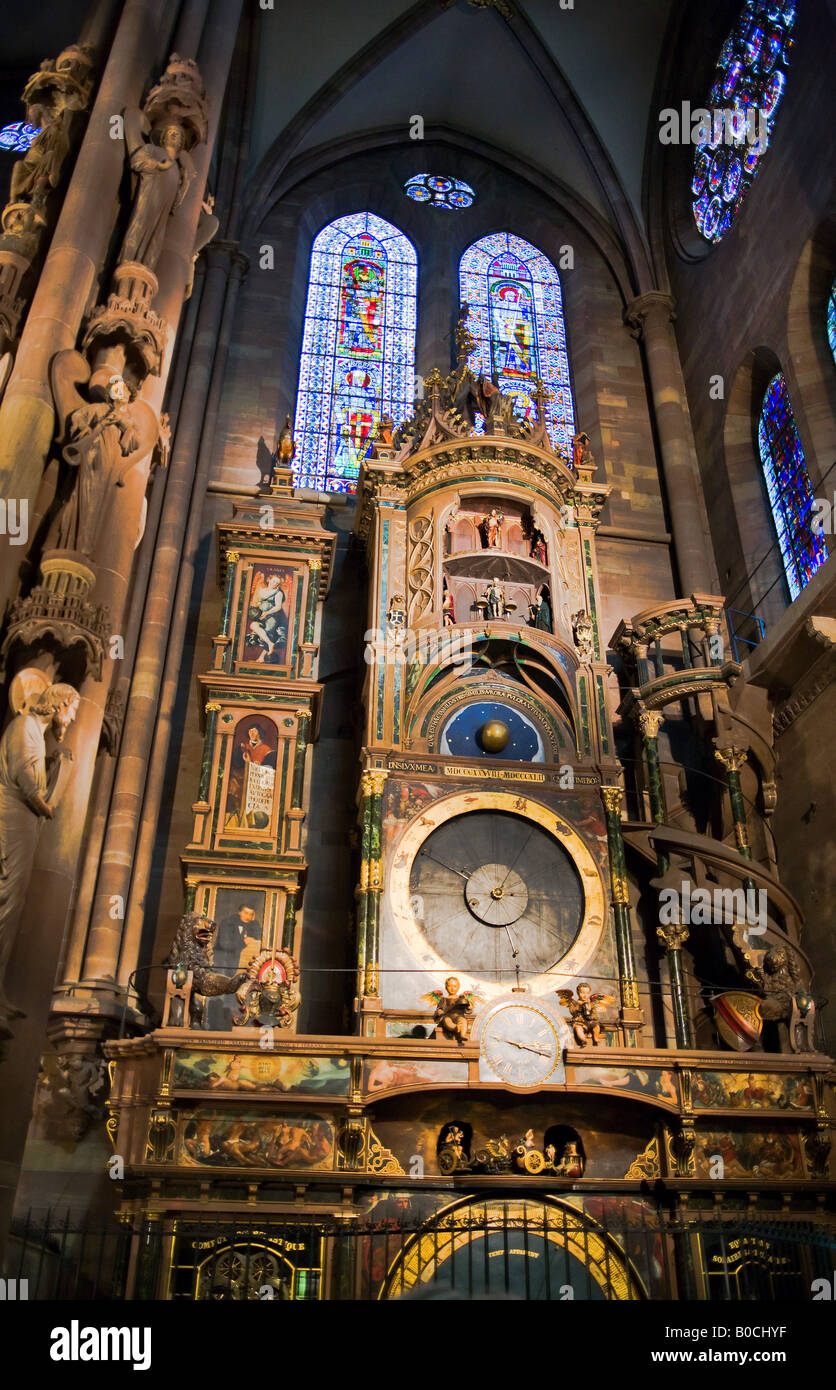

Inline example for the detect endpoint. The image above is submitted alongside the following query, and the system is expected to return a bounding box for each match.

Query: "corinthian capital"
[714,745,748,774]
[637,710,663,740]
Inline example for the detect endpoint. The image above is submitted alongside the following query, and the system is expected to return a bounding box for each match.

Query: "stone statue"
[46,351,159,558]
[118,54,208,274]
[757,946,816,1053]
[9,44,94,225]
[0,674,79,1034]
[185,193,219,298]
[423,976,479,1044]
[572,609,595,662]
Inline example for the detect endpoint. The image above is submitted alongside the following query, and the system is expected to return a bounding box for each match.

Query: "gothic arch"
[786,221,836,485]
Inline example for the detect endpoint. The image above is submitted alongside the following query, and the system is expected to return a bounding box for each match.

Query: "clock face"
[410,810,584,984]
[480,1003,561,1087]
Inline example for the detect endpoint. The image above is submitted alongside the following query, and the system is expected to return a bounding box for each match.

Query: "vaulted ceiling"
[248,0,677,231]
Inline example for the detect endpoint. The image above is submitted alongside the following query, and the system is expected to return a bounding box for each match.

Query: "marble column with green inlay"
[358,770,387,997]
[291,710,312,808]
[600,785,641,1044]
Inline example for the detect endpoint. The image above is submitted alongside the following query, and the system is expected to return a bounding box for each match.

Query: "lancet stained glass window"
[459,233,575,458]
[757,372,827,600]
[692,0,795,244]
[293,212,417,493]
[827,277,836,368]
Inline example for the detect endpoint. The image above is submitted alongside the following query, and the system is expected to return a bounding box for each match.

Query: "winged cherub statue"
[422,975,481,1044]
[556,982,615,1047]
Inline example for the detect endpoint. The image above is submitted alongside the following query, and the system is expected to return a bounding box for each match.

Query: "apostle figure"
[119,108,197,272]
[0,679,79,1033]
[571,430,592,472]
[442,581,455,628]
[47,354,158,559]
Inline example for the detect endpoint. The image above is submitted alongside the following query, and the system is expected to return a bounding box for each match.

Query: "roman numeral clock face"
[410,810,584,983]
[480,1002,561,1087]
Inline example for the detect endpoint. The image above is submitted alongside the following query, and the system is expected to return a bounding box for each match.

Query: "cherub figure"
[422,975,480,1044]
[556,982,615,1047]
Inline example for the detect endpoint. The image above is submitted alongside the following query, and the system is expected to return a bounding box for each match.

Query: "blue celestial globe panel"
[292,212,418,493]
[757,372,827,600]
[459,232,575,460]
[404,174,475,210]
[440,701,545,762]
[692,0,796,244]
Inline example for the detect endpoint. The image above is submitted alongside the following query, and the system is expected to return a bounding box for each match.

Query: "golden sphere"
[478,719,510,753]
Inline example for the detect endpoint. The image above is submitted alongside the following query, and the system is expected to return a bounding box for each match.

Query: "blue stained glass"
[459,233,575,459]
[692,0,795,245]
[757,373,827,600]
[827,279,836,368]
[0,121,41,153]
[404,173,475,210]
[292,212,417,493]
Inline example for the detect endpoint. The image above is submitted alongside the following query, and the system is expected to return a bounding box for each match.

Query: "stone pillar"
[0,0,170,616]
[600,785,642,1045]
[624,291,714,597]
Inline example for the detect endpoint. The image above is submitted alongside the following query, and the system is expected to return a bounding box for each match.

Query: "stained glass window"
[0,121,41,153]
[757,372,827,600]
[459,232,575,457]
[292,212,417,493]
[404,174,475,210]
[827,278,836,368]
[692,0,795,244]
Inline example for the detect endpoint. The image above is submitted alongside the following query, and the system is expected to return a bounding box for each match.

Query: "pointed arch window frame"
[292,211,418,494]
[458,231,575,458]
[757,371,828,601]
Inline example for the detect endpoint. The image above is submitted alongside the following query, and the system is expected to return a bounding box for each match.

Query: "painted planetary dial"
[410,809,584,983]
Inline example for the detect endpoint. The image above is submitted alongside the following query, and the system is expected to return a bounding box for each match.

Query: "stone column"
[624,291,714,597]
[0,0,171,616]
[600,785,642,1045]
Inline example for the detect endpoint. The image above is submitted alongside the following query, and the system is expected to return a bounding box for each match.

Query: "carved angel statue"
[119,104,197,271]
[423,975,481,1044]
[46,350,158,558]
[556,982,615,1047]
[0,672,79,1035]
[10,44,94,224]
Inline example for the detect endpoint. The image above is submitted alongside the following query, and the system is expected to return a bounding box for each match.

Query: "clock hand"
[495,1035,551,1057]
[417,849,470,882]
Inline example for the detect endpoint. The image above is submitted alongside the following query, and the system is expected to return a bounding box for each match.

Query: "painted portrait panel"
[239,564,297,668]
[364,1057,468,1094]
[222,715,279,833]
[572,1066,679,1107]
[181,1110,334,1171]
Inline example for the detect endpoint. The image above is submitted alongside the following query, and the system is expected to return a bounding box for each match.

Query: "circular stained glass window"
[0,121,41,153]
[692,0,795,245]
[404,174,475,211]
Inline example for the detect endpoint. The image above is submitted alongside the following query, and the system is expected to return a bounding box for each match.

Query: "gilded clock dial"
[481,1003,561,1087]
[410,810,584,983]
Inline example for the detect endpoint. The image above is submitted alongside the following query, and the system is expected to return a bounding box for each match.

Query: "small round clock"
[480,1001,562,1088]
